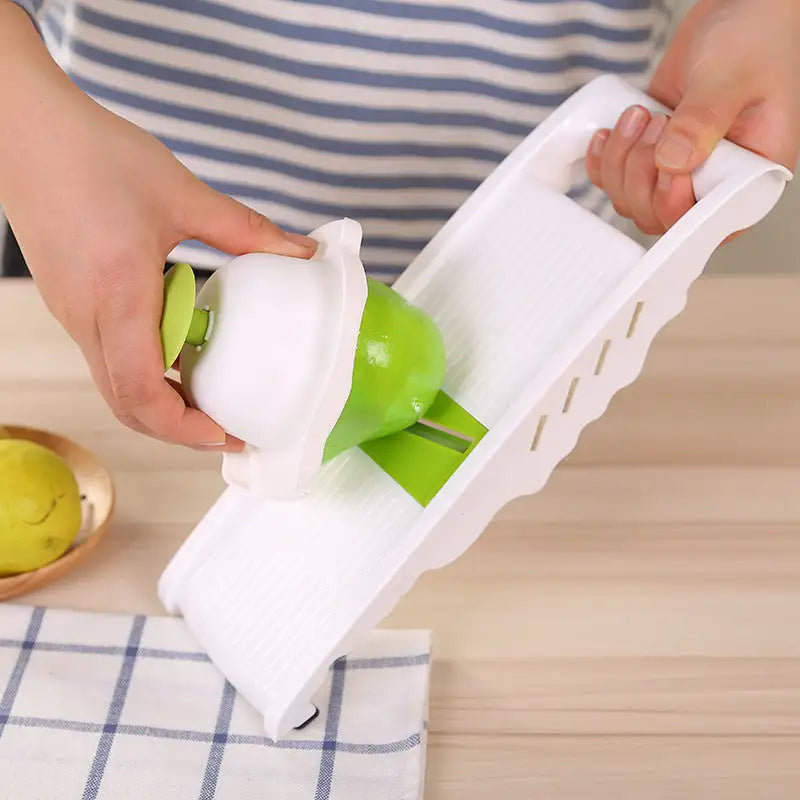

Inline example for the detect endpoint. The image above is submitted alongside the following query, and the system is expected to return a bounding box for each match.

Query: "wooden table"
[2,275,800,798]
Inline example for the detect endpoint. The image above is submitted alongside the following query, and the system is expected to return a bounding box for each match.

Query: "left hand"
[585,0,800,236]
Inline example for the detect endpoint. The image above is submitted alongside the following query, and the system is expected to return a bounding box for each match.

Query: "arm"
[0,1,316,449]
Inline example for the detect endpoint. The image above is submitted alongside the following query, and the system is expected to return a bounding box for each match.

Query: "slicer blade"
[359,391,488,506]
[410,417,474,452]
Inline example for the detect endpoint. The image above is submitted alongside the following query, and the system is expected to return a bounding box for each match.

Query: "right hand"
[0,2,316,450]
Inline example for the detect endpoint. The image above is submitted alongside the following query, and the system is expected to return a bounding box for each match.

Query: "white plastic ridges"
[410,181,645,428]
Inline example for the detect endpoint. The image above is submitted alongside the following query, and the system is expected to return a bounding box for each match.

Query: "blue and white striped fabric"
[16,0,672,278]
[0,604,431,799]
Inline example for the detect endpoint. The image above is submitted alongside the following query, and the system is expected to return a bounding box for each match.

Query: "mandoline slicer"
[158,75,792,740]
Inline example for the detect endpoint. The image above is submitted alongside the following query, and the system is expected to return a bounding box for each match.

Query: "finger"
[721,230,746,246]
[95,269,229,447]
[183,182,317,259]
[654,76,745,174]
[165,377,245,452]
[601,105,651,218]
[70,315,241,450]
[623,113,669,235]
[653,171,696,231]
[585,129,610,189]
[78,328,153,436]
[103,353,227,446]
[106,357,228,447]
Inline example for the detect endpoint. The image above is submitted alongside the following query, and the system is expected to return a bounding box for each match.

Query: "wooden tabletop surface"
[2,275,800,798]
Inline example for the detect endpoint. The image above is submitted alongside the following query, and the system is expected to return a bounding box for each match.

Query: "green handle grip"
[160,262,209,369]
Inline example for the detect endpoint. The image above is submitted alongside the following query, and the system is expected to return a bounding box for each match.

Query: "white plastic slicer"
[158,75,792,740]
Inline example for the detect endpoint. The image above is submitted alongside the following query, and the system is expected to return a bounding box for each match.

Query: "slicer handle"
[534,74,792,202]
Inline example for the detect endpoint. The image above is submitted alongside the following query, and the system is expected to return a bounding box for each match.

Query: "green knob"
[160,262,210,369]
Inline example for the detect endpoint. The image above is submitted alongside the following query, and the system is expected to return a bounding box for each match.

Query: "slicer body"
[159,75,792,740]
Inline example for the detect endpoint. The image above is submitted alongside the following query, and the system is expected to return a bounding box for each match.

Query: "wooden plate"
[0,426,114,601]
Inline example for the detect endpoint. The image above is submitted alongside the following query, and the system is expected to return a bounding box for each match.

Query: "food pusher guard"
[158,75,792,740]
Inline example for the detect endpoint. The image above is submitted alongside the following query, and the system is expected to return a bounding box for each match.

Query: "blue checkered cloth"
[0,605,431,799]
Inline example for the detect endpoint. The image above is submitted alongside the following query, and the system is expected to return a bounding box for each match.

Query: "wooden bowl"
[0,426,114,601]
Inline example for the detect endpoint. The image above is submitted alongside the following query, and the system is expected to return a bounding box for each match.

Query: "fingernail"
[200,434,244,449]
[200,429,227,446]
[657,171,673,193]
[656,133,694,170]
[590,130,609,156]
[620,105,649,138]
[284,232,318,253]
[641,114,668,145]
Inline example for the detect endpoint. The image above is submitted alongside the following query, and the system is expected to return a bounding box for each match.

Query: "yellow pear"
[0,439,82,576]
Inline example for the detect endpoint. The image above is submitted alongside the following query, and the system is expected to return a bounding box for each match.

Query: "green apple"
[323,278,446,461]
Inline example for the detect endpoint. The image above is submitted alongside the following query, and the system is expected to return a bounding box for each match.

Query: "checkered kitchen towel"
[0,604,431,799]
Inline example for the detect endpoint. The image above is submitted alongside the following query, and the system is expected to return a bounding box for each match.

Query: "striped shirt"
[16,0,671,279]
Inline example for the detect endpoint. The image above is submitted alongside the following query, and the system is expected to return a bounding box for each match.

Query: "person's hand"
[585,0,800,236]
[0,2,316,451]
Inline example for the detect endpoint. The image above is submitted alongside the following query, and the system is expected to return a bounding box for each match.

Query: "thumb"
[654,76,745,174]
[184,182,317,259]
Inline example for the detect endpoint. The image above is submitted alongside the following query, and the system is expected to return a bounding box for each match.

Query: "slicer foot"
[293,706,319,730]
